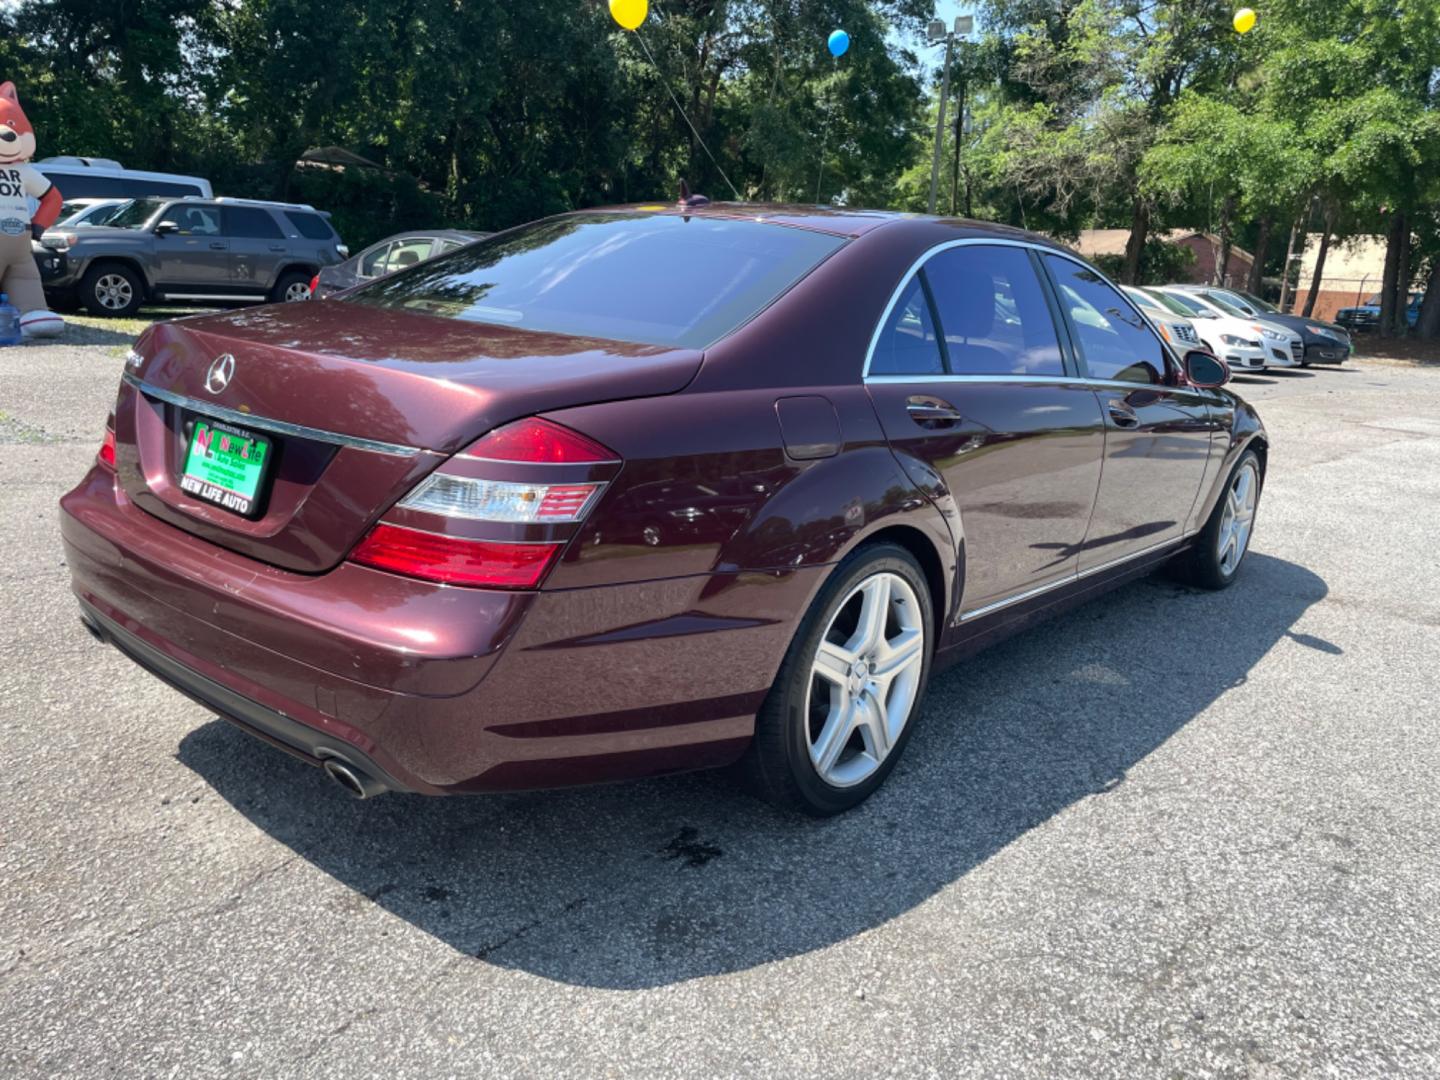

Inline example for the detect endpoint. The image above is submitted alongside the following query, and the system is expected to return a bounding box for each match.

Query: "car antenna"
[677,180,710,209]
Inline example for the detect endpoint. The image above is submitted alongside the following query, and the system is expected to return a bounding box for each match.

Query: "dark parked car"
[36,196,346,316]
[1335,291,1422,332]
[311,229,489,298]
[60,205,1266,815]
[1173,285,1352,365]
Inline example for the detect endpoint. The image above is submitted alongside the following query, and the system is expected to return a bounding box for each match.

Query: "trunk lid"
[116,302,701,572]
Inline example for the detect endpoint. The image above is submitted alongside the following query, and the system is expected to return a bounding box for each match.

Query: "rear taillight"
[350,526,560,588]
[398,474,602,523]
[465,417,617,464]
[308,274,319,298]
[349,416,619,589]
[98,420,116,470]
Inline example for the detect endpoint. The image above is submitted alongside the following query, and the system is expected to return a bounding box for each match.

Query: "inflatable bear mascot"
[0,81,64,339]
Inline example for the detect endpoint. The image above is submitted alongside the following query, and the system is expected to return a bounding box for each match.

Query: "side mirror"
[1184,350,1229,388]
[154,221,179,235]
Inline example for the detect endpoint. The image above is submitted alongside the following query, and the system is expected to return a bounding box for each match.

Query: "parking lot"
[3,337,1438,1078]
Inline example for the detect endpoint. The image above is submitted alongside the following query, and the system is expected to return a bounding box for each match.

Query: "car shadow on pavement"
[177,552,1328,990]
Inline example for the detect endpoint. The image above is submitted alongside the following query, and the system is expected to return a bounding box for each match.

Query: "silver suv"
[35,196,347,317]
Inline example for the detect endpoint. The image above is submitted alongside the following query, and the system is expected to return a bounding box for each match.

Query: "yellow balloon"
[609,0,648,31]
[1233,7,1257,33]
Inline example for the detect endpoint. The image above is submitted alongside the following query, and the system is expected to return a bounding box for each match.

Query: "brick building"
[1291,235,1398,323]
[1071,229,1255,286]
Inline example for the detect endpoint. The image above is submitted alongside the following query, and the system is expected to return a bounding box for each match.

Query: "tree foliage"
[2,0,1438,332]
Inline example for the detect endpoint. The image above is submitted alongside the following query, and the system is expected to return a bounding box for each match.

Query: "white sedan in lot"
[1137,287,1269,373]
[1155,286,1304,369]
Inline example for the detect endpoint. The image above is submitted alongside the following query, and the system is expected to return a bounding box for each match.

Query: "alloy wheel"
[284,281,312,302]
[95,274,133,311]
[1217,459,1259,575]
[805,571,925,788]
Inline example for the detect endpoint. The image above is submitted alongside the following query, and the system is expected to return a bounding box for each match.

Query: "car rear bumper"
[77,599,409,792]
[60,464,793,794]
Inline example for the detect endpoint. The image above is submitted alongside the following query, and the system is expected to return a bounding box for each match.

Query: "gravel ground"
[2,336,1438,1079]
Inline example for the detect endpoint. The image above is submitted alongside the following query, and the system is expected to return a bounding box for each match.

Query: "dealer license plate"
[179,418,273,517]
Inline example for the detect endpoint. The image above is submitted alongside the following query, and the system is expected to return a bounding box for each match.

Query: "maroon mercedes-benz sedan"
[60,204,1266,814]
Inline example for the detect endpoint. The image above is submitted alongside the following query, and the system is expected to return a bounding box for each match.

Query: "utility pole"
[950,60,966,215]
[926,15,973,215]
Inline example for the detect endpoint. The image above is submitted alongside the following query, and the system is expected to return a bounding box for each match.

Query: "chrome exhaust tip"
[321,757,387,799]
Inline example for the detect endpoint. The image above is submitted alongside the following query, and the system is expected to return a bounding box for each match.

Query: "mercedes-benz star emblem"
[205,354,236,395]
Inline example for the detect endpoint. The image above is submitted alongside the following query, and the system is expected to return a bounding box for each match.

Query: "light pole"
[926,14,973,215]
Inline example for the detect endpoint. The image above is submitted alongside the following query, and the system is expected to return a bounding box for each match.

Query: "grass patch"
[1350,335,1440,366]
[22,306,221,353]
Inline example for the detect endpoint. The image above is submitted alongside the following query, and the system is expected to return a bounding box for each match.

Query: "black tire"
[45,290,81,314]
[271,270,313,303]
[1174,448,1263,591]
[740,542,934,816]
[78,263,144,318]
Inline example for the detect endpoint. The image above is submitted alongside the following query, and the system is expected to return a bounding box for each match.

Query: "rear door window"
[925,245,1064,376]
[222,206,284,239]
[380,238,435,273]
[870,276,943,375]
[346,213,845,349]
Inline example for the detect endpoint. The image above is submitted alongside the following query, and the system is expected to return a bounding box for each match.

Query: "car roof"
[576,201,1067,245]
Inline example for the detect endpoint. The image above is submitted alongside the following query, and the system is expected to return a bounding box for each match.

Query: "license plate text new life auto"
[179,418,273,517]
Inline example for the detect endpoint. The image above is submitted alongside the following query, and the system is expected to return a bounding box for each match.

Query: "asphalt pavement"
[2,339,1438,1078]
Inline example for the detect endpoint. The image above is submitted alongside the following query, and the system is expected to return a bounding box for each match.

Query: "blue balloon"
[827,29,850,57]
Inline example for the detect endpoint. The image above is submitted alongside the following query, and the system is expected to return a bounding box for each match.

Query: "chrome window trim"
[122,372,423,457]
[861,237,1184,383]
[958,534,1191,622]
[864,372,1177,393]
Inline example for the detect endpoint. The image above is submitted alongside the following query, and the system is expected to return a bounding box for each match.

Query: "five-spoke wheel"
[808,572,925,787]
[1217,458,1258,576]
[1177,447,1264,590]
[743,542,933,815]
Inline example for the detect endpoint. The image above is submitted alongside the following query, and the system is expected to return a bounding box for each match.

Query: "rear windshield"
[344,212,845,349]
[286,211,335,240]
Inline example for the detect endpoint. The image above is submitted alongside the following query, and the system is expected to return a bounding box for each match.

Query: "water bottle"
[0,294,20,347]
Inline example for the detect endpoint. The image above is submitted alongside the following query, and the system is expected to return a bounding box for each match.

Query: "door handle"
[268,245,286,252]
[208,241,227,250]
[1107,403,1140,428]
[906,397,964,427]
